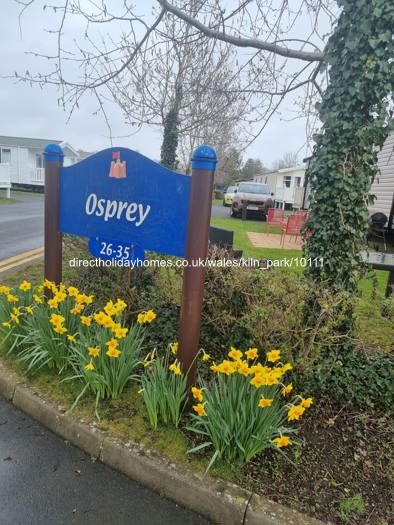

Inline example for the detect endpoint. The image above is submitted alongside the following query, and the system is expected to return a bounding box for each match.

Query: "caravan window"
[36,153,44,169]
[0,148,11,164]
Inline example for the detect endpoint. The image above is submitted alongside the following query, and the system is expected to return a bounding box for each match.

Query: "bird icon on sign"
[109,151,127,179]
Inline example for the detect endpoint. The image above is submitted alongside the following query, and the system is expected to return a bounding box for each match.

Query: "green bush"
[293,345,394,412]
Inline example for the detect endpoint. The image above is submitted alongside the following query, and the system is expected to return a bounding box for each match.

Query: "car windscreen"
[238,183,269,194]
[226,186,237,193]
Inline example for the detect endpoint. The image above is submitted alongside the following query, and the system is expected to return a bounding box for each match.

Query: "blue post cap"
[191,145,218,171]
[44,143,64,162]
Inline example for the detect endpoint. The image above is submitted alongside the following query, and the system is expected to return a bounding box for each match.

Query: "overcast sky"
[0,1,326,167]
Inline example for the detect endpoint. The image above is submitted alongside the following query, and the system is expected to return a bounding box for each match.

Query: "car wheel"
[231,208,238,218]
[222,199,226,206]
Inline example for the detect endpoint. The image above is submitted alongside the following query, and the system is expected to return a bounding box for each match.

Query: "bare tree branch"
[158,0,325,62]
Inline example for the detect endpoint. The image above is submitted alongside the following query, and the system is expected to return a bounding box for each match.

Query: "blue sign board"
[88,237,145,265]
[59,148,191,257]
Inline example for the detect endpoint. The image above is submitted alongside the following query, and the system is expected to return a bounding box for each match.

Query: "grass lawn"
[211,216,301,260]
[0,196,20,204]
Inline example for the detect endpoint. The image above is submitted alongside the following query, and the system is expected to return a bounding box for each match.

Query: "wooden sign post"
[178,146,217,387]
[43,143,217,384]
[44,144,64,286]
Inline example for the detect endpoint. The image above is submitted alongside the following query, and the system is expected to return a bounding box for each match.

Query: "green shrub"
[293,345,394,412]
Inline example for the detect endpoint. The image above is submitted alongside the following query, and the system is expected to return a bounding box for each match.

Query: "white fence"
[0,163,11,198]
[30,167,45,184]
[275,186,294,204]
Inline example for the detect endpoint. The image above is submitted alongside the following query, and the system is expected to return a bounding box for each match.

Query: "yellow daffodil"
[75,293,93,305]
[47,298,59,309]
[106,339,119,350]
[267,350,281,362]
[272,436,292,448]
[115,298,127,312]
[114,326,128,339]
[210,362,219,373]
[218,360,235,375]
[19,280,31,291]
[251,364,270,376]
[104,300,117,316]
[245,348,258,360]
[191,387,203,402]
[282,363,293,373]
[50,313,65,326]
[271,367,284,379]
[70,304,84,315]
[67,335,77,343]
[33,294,43,304]
[170,342,179,355]
[25,306,33,315]
[54,292,67,303]
[143,350,156,367]
[202,351,211,361]
[238,362,251,376]
[228,347,243,360]
[43,279,54,289]
[88,347,101,358]
[258,398,273,408]
[265,374,279,386]
[250,375,265,388]
[144,310,157,323]
[10,314,20,324]
[12,307,21,315]
[2,321,11,329]
[301,397,313,408]
[0,285,10,295]
[80,315,92,326]
[193,403,207,417]
[7,294,19,303]
[94,312,107,325]
[54,325,67,334]
[281,384,293,396]
[106,347,121,358]
[169,362,181,375]
[288,404,305,421]
[102,315,115,329]
[67,286,79,297]
[137,312,145,324]
[84,362,95,371]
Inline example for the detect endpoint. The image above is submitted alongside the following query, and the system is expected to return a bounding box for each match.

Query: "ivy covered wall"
[305,0,393,291]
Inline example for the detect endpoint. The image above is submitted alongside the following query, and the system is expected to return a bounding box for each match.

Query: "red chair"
[280,215,302,246]
[265,208,285,234]
[294,210,309,223]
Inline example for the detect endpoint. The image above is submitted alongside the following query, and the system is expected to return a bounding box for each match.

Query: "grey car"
[231,181,274,219]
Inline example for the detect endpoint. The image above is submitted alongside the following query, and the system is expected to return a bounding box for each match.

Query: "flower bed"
[0,280,312,470]
[0,278,392,524]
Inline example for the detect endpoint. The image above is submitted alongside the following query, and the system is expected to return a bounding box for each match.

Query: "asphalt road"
[0,191,230,263]
[211,204,231,219]
[0,398,209,525]
[0,191,44,260]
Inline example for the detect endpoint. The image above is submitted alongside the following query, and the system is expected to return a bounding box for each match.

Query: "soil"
[242,402,393,525]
